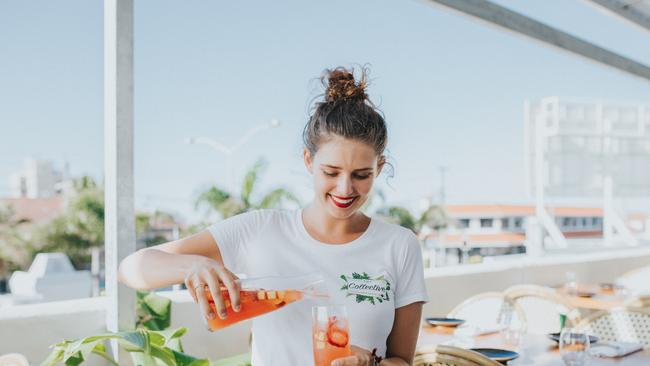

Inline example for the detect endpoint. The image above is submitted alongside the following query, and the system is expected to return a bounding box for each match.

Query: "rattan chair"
[617,265,650,293]
[503,284,580,334]
[414,345,502,366]
[0,353,29,366]
[623,295,650,311]
[448,291,526,330]
[576,307,650,347]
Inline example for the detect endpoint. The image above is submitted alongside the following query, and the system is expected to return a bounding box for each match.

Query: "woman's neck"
[302,203,370,244]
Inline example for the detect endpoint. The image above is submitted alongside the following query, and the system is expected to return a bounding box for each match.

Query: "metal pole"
[104,0,136,361]
[439,166,448,206]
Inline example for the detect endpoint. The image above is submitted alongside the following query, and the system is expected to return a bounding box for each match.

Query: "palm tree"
[195,158,300,219]
[376,203,448,235]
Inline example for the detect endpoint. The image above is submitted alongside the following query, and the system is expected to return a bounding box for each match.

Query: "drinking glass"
[565,271,578,295]
[312,305,352,366]
[559,327,590,366]
[497,303,526,349]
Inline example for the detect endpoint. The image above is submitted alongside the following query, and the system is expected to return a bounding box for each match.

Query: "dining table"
[417,324,650,365]
[555,284,628,311]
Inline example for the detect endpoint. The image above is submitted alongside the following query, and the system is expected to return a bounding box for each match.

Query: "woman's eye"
[353,174,371,180]
[323,171,337,177]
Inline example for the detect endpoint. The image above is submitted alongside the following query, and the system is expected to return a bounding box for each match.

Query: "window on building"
[480,218,493,228]
[514,217,523,228]
[592,217,602,227]
[501,218,509,229]
[458,218,470,228]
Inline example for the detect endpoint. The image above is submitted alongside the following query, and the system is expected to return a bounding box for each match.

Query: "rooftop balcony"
[2,246,649,364]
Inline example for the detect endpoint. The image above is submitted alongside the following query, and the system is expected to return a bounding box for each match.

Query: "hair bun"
[323,67,368,103]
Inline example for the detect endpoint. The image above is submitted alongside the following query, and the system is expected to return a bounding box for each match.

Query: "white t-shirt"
[208,209,428,366]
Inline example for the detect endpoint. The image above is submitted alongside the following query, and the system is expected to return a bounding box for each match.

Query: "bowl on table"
[547,332,599,344]
[425,317,465,328]
[470,348,519,363]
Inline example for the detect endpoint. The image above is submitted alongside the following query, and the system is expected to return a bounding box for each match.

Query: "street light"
[185,118,281,192]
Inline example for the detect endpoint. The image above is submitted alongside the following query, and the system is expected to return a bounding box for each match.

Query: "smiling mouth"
[328,194,358,208]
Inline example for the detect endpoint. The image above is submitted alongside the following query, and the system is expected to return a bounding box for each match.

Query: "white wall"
[2,248,650,365]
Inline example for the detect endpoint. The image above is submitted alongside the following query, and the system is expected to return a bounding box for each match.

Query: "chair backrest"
[623,295,650,311]
[0,353,29,366]
[577,308,650,347]
[448,292,526,330]
[503,284,579,334]
[617,265,650,293]
[415,345,502,366]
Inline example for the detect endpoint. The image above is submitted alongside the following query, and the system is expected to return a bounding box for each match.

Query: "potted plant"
[41,326,209,366]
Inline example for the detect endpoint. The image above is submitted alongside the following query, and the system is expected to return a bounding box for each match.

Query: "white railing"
[2,247,650,365]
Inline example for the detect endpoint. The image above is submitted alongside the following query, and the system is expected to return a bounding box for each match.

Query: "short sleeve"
[394,232,429,308]
[207,210,270,275]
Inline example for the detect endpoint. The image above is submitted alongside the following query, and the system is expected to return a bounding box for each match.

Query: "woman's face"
[304,135,383,220]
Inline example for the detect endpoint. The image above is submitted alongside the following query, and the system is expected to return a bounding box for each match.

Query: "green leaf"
[129,351,159,366]
[157,327,188,342]
[170,349,210,366]
[339,275,348,282]
[90,343,119,366]
[64,352,84,366]
[40,349,65,366]
[143,292,171,317]
[118,331,148,349]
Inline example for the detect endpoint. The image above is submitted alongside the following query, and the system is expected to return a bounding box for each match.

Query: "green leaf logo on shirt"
[339,272,391,305]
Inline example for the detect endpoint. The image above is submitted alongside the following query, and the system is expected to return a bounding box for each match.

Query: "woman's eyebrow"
[320,164,373,172]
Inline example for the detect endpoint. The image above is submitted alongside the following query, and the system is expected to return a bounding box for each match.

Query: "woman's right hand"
[184,257,241,324]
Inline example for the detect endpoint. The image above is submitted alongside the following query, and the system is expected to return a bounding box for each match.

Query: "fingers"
[330,356,359,366]
[350,346,373,364]
[195,279,215,322]
[331,346,373,366]
[220,267,241,312]
[184,276,198,303]
[204,271,227,319]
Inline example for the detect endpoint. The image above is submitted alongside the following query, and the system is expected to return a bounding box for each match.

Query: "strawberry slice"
[326,323,349,348]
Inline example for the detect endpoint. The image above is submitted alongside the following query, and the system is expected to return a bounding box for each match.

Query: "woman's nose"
[336,175,353,195]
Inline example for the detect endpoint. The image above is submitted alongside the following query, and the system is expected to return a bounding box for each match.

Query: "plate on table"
[547,332,599,344]
[425,317,465,327]
[576,291,596,298]
[470,348,519,363]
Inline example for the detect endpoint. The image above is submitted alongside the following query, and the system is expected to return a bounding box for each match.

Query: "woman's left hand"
[331,345,378,366]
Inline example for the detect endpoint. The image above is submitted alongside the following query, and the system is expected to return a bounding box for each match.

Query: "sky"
[1,0,650,223]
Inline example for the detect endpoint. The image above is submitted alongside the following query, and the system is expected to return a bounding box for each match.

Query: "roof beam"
[421,0,650,81]
[584,0,650,33]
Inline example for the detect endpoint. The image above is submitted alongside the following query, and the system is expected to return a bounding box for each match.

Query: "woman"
[119,67,428,366]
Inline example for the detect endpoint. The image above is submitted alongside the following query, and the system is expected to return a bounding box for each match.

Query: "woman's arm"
[381,302,424,365]
[118,230,221,289]
[118,229,240,320]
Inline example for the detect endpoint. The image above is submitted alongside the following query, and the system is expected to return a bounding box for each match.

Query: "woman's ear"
[376,155,386,177]
[303,148,313,173]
